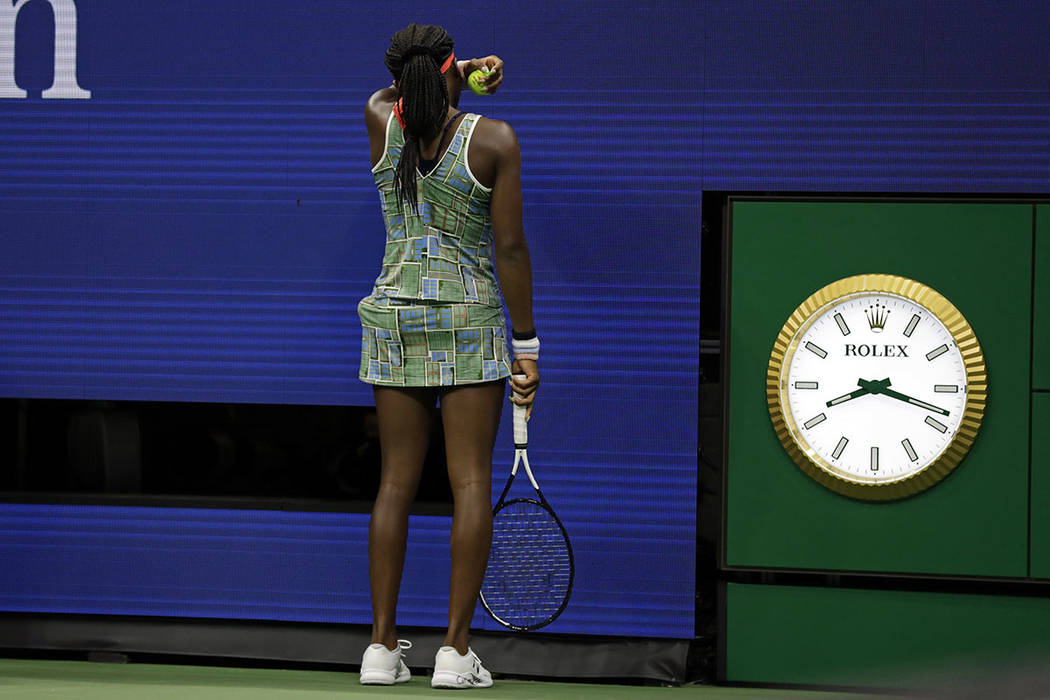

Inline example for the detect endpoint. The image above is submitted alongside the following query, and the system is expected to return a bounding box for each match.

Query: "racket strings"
[482,500,572,628]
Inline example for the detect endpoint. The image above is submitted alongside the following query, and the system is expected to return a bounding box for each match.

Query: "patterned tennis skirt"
[357,296,512,387]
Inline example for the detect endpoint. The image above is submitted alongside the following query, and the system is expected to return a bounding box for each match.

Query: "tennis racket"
[479,375,574,631]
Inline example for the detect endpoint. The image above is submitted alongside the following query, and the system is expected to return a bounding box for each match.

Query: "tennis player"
[356,23,539,689]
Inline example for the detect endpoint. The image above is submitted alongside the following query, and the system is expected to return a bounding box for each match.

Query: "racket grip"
[512,373,528,448]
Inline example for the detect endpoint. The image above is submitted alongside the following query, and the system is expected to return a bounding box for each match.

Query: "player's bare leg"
[369,385,434,650]
[439,379,505,654]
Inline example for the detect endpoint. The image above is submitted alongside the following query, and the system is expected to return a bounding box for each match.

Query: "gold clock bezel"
[766,273,987,501]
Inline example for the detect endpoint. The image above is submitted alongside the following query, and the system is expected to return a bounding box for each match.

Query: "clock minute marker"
[834,313,851,336]
[934,385,958,393]
[925,416,948,433]
[805,342,828,359]
[803,413,827,429]
[870,447,879,472]
[926,344,949,361]
[832,436,848,459]
[903,314,920,338]
[794,381,819,390]
[902,438,918,462]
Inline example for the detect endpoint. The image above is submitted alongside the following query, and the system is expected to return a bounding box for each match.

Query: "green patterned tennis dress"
[358,111,512,387]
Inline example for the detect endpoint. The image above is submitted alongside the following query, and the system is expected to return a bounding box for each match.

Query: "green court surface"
[0,659,863,700]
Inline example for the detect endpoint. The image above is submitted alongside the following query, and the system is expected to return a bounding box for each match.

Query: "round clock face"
[768,274,986,500]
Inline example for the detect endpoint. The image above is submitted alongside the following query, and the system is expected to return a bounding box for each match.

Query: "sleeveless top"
[365,111,502,308]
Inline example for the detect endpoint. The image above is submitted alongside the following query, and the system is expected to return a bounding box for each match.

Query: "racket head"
[480,495,575,631]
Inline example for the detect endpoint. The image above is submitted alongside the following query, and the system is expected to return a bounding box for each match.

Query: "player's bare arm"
[478,118,538,409]
[365,87,398,167]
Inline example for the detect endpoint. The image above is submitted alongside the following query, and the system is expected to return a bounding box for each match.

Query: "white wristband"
[512,336,539,361]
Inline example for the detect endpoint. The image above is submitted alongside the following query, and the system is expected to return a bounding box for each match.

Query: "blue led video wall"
[2,1,1049,640]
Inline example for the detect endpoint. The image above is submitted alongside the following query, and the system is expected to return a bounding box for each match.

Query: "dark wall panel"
[1034,206,1050,390]
[725,582,1050,686]
[1030,395,1050,579]
[726,201,1032,576]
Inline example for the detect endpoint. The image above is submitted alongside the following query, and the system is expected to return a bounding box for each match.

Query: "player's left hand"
[465,55,504,94]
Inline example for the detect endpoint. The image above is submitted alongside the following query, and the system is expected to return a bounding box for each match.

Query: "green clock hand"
[857,378,950,416]
[826,378,890,408]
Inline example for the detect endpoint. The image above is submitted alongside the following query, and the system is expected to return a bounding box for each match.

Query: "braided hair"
[385,23,454,207]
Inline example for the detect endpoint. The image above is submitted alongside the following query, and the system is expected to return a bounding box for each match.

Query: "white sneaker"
[430,646,493,689]
[359,639,412,685]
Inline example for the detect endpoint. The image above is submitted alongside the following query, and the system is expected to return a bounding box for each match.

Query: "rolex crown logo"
[864,302,889,333]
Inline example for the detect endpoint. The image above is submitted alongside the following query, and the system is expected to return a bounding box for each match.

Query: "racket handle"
[512,373,528,448]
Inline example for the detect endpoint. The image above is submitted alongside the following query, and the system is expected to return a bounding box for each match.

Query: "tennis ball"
[467,68,492,96]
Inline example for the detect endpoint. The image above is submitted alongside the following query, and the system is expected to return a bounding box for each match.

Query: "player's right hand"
[466,55,504,93]
[510,359,538,419]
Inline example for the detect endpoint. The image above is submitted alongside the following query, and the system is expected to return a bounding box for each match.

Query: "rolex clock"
[767,274,987,500]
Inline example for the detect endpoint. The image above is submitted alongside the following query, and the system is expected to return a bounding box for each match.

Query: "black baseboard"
[0,612,689,684]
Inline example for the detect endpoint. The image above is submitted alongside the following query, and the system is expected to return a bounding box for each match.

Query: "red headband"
[440,51,456,74]
[393,51,456,130]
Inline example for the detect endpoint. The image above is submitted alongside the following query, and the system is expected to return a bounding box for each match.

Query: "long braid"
[385,24,454,207]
